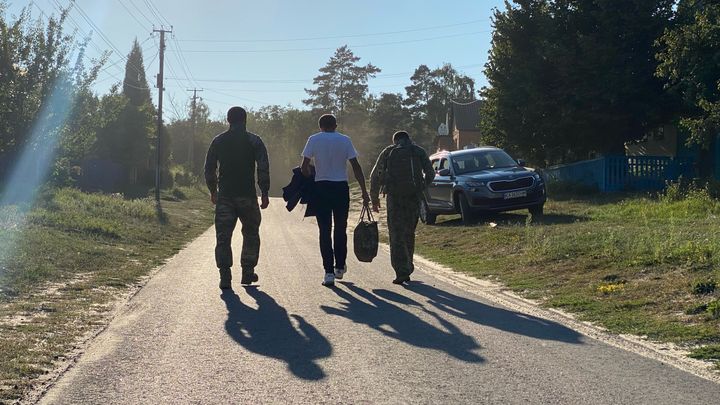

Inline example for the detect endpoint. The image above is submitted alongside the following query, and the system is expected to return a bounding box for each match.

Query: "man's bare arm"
[349,158,370,204]
[301,157,313,178]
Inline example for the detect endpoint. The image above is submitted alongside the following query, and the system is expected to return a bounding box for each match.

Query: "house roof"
[451,100,482,132]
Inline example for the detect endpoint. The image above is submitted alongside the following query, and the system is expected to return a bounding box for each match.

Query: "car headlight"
[532,173,543,182]
[465,181,486,187]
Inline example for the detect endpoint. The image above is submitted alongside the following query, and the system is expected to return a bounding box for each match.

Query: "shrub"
[171,188,187,201]
[692,279,717,295]
[707,300,720,320]
[685,303,709,315]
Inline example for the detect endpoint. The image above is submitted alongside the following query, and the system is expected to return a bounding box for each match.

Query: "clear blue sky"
[14,0,505,120]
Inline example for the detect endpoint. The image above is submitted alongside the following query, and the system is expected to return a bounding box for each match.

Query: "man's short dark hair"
[318,114,337,130]
[393,131,410,143]
[227,106,247,125]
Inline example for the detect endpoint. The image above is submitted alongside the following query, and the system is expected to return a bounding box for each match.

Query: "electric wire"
[178,19,486,43]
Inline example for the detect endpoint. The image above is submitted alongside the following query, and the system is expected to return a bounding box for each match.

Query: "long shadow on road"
[322,281,485,363]
[378,281,584,344]
[221,288,332,381]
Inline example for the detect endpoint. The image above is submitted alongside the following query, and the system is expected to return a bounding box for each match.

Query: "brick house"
[436,100,482,151]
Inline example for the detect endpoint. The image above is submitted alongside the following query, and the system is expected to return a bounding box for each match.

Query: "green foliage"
[92,40,158,192]
[685,303,708,315]
[404,64,476,148]
[0,2,107,185]
[692,279,717,295]
[123,39,153,108]
[27,188,157,239]
[707,300,720,320]
[303,46,381,117]
[481,0,676,165]
[688,344,720,361]
[656,0,720,148]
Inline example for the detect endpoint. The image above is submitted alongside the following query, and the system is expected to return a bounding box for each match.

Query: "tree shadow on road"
[374,281,583,344]
[321,282,484,363]
[221,288,332,381]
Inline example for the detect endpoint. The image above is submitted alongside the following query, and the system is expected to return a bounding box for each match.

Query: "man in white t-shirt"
[301,114,370,287]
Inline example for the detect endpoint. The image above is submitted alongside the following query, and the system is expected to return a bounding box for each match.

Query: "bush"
[685,303,709,315]
[707,300,720,320]
[171,188,187,201]
[693,279,717,295]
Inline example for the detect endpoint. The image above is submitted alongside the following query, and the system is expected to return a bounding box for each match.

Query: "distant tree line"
[481,0,720,166]
[9,0,715,197]
[168,46,477,195]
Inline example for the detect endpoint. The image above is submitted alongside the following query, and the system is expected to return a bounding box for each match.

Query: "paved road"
[40,199,719,404]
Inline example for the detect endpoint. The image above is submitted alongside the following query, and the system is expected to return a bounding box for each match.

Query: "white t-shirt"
[301,131,358,182]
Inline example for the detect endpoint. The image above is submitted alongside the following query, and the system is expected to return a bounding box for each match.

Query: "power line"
[144,0,173,28]
[115,0,149,31]
[165,63,485,84]
[177,19,486,43]
[169,31,489,54]
[127,0,155,26]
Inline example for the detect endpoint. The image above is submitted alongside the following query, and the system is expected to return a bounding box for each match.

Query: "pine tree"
[303,46,380,117]
[123,39,152,108]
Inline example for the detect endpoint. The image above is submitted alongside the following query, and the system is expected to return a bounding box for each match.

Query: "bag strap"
[359,204,375,223]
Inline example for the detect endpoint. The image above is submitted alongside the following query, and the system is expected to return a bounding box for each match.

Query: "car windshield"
[452,150,518,174]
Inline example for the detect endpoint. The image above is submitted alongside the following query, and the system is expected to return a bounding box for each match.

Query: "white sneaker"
[334,266,347,279]
[322,273,335,287]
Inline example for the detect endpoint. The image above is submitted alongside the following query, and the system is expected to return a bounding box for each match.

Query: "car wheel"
[458,193,475,225]
[529,203,544,218]
[419,199,436,225]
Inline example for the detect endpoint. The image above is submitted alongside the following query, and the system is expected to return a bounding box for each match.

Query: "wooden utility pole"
[153,27,172,202]
[186,88,203,171]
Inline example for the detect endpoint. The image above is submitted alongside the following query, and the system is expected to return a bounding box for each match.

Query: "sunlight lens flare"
[0,77,74,269]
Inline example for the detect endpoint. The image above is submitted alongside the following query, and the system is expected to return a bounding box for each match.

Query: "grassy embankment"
[0,186,214,402]
[353,185,720,367]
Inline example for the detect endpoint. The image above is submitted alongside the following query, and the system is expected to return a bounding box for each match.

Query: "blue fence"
[542,155,695,192]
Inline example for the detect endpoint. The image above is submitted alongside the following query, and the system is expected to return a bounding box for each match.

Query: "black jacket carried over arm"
[282,167,316,217]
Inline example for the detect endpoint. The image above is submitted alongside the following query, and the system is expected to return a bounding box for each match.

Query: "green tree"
[303,45,381,117]
[0,2,105,187]
[123,39,153,108]
[404,64,476,148]
[657,0,720,148]
[481,0,675,165]
[93,41,157,189]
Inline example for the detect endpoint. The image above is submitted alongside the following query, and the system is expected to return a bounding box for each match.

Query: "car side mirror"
[516,159,526,167]
[437,168,451,176]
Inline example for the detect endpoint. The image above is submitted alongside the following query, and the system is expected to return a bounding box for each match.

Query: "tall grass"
[27,188,158,239]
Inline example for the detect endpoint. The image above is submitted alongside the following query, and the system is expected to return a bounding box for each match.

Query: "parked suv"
[421,147,546,224]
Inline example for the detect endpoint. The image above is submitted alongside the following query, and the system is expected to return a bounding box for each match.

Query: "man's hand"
[372,201,380,213]
[260,194,270,209]
[210,192,217,205]
[362,190,370,206]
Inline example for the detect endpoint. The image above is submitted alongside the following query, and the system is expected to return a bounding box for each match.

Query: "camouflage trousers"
[215,196,261,272]
[386,194,420,278]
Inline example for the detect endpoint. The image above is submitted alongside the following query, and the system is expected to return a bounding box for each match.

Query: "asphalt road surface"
[39,199,720,404]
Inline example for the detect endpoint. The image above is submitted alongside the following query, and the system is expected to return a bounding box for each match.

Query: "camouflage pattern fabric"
[215,196,262,272]
[386,194,420,278]
[369,139,434,207]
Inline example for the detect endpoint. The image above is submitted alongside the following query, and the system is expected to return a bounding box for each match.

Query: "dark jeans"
[314,181,350,274]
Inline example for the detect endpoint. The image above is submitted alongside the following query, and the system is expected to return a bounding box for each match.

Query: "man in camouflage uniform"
[205,106,270,289]
[370,131,434,284]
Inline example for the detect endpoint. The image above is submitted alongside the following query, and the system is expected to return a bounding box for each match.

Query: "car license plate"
[503,190,527,200]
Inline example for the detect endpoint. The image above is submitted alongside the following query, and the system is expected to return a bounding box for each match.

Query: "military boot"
[219,267,232,289]
[240,268,259,285]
